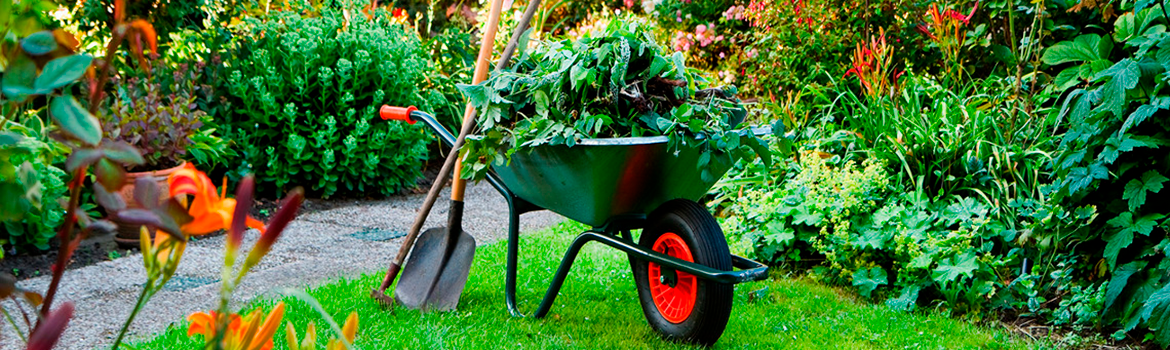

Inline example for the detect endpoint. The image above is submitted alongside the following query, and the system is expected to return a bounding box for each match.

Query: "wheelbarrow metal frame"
[405,110,769,318]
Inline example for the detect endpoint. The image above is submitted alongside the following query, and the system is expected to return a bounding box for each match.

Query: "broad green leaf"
[885,285,921,311]
[0,0,11,34]
[16,162,41,208]
[792,205,824,226]
[0,183,31,221]
[570,64,587,90]
[0,132,23,146]
[1094,59,1141,118]
[1051,67,1082,92]
[1121,103,1160,134]
[1106,261,1148,311]
[1042,34,1109,65]
[50,96,102,146]
[1137,0,1161,13]
[1102,229,1133,270]
[1122,170,1168,211]
[20,30,57,55]
[1,57,37,100]
[532,90,550,118]
[852,267,888,298]
[34,55,92,92]
[1108,211,1164,236]
[1140,283,1170,346]
[932,253,978,285]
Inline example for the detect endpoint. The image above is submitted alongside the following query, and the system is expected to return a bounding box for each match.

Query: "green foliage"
[1,27,89,254]
[460,19,764,180]
[1044,6,1170,344]
[219,7,431,197]
[0,118,67,254]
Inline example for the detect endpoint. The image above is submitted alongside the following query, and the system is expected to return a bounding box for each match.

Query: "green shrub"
[722,148,1097,318]
[1,116,69,256]
[219,8,431,197]
[1043,6,1170,344]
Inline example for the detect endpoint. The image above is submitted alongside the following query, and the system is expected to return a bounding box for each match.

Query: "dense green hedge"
[219,8,431,198]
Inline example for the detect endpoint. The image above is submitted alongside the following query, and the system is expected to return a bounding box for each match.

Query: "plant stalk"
[1,305,28,344]
[111,281,155,349]
[36,167,87,328]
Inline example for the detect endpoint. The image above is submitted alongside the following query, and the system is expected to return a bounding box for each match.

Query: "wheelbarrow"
[381,108,769,346]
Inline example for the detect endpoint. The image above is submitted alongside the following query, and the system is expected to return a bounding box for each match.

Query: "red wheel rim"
[647,232,697,324]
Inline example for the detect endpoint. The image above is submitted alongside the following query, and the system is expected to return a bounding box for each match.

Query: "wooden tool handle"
[451,0,505,202]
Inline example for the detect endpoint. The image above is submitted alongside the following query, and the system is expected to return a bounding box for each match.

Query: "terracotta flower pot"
[111,162,187,248]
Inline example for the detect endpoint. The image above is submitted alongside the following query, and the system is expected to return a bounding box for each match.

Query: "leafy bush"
[1,12,83,255]
[1043,6,1170,344]
[219,7,431,197]
[101,60,215,171]
[0,118,68,255]
[723,148,1097,317]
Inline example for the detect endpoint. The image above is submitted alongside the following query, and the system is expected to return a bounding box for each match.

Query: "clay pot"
[111,162,187,248]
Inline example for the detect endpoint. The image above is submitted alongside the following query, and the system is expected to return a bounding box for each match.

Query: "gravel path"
[1,181,563,350]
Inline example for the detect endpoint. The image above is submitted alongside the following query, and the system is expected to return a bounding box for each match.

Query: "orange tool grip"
[379,105,418,124]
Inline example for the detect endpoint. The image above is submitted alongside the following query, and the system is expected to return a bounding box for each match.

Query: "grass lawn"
[131,221,1031,349]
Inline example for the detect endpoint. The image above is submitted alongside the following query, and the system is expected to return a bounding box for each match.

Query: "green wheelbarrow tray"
[491,134,741,227]
[391,109,769,321]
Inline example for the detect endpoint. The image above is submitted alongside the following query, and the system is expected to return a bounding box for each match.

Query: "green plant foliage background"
[218,8,432,198]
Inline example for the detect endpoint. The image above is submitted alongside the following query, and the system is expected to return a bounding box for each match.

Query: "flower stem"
[111,281,155,349]
[1,306,28,344]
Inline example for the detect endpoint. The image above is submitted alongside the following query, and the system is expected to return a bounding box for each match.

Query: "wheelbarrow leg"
[504,195,524,317]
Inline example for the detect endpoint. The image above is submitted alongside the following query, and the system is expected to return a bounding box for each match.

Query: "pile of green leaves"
[458,19,767,180]
[1042,5,1170,345]
[218,7,431,197]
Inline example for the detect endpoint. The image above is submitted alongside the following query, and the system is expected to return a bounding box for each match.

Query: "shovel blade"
[394,227,476,311]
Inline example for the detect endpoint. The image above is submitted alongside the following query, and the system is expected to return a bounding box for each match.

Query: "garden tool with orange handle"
[370,0,542,311]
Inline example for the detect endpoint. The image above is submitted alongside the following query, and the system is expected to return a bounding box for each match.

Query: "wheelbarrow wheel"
[632,199,733,346]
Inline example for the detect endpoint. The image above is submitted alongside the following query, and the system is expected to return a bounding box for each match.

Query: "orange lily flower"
[167,163,266,236]
[187,302,286,350]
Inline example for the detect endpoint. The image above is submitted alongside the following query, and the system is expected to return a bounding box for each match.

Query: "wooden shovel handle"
[450,0,506,202]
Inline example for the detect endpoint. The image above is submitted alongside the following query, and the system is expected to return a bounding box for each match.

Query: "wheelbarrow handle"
[377,107,457,149]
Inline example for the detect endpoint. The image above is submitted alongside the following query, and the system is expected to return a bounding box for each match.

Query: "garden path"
[0,181,563,350]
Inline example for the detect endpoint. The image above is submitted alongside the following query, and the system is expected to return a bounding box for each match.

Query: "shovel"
[369,0,535,311]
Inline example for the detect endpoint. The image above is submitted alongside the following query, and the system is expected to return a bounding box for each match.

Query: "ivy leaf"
[1122,170,1168,211]
[852,267,888,298]
[932,253,978,285]
[1094,59,1141,118]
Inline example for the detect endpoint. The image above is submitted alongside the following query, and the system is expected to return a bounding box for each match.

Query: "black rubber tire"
[632,199,733,346]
